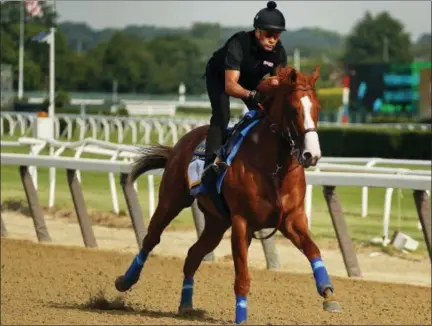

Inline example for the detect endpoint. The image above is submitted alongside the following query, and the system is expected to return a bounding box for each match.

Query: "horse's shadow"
[47,301,225,324]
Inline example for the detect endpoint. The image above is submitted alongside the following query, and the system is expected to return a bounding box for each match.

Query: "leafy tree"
[413,33,431,60]
[101,32,156,93]
[344,11,413,64]
[145,36,205,94]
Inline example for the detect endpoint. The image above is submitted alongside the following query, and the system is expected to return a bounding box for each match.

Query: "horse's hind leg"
[178,213,230,315]
[279,212,341,312]
[115,179,194,292]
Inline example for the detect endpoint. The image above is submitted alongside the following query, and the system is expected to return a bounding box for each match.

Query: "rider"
[201,0,288,185]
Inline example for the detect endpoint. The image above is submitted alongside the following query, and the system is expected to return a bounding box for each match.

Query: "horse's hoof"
[177,304,194,316]
[235,318,248,325]
[323,299,341,313]
[115,276,131,292]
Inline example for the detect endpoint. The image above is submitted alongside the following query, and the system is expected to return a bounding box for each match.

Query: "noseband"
[252,85,317,240]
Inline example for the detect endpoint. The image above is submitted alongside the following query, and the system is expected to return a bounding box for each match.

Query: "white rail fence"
[1,112,210,145]
[1,112,430,146]
[1,136,431,247]
[1,151,430,276]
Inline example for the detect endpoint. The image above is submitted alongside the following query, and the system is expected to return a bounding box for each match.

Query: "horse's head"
[257,65,322,168]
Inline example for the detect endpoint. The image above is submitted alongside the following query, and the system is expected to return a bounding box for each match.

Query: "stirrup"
[201,161,226,185]
[202,162,219,176]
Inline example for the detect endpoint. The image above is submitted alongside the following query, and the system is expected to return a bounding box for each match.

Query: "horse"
[114,65,341,324]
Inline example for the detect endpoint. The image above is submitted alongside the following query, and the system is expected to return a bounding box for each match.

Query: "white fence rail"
[1,136,431,246]
[1,149,431,274]
[2,153,429,190]
[1,112,430,147]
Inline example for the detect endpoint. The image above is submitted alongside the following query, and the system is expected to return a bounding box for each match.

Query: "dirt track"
[1,237,431,325]
[1,211,432,325]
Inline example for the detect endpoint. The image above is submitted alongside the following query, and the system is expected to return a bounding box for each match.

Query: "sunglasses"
[260,29,282,39]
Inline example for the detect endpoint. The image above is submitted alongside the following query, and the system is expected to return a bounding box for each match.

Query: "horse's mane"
[257,65,319,95]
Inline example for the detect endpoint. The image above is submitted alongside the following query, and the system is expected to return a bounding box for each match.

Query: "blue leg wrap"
[235,296,247,324]
[180,278,194,307]
[311,257,333,296]
[123,250,148,287]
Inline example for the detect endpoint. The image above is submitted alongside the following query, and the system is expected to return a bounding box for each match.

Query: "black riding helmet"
[253,1,286,31]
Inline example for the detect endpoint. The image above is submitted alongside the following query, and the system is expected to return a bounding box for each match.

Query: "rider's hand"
[245,90,262,110]
[246,90,261,107]
[268,76,280,87]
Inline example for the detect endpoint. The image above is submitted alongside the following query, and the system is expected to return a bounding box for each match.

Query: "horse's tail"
[129,145,173,183]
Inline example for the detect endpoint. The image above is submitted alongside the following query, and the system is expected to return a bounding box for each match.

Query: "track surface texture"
[1,236,431,325]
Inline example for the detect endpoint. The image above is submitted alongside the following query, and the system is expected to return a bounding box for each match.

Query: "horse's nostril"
[302,152,312,161]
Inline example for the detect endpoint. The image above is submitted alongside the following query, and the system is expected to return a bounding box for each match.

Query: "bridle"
[252,85,318,240]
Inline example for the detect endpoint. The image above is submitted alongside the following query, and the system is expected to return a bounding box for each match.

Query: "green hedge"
[177,93,342,116]
[318,93,341,112]
[318,127,432,160]
[176,105,244,117]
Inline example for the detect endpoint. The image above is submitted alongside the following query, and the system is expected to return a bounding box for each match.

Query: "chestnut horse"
[114,65,341,324]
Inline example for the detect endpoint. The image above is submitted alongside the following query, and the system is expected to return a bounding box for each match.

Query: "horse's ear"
[311,65,320,85]
[289,68,297,84]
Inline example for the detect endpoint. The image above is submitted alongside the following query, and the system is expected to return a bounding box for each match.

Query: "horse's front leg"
[280,212,341,313]
[231,215,251,324]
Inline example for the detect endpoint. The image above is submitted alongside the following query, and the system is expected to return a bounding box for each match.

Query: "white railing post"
[139,121,152,144]
[148,175,155,220]
[153,120,165,144]
[305,184,313,230]
[109,150,120,214]
[361,159,379,217]
[101,118,110,142]
[88,117,97,139]
[29,141,47,191]
[382,187,394,246]
[48,145,67,208]
[74,142,87,183]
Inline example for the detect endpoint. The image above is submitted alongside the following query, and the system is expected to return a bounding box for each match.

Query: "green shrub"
[318,93,342,112]
[176,105,243,117]
[367,115,420,124]
[318,127,432,159]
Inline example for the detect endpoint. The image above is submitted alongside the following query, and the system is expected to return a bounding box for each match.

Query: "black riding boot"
[201,125,224,185]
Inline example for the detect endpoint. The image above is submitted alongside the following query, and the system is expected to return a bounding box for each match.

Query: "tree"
[145,36,205,94]
[344,11,413,64]
[101,32,156,93]
[1,1,75,91]
[413,33,431,61]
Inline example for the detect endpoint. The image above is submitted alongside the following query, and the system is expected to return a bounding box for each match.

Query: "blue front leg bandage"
[123,250,148,287]
[235,296,247,324]
[311,257,333,296]
[180,278,194,307]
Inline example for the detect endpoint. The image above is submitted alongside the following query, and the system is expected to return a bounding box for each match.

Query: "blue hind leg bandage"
[311,257,334,296]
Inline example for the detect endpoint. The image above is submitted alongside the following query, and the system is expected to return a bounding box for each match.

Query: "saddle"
[187,109,264,217]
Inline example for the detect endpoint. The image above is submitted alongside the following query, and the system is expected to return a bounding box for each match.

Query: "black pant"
[204,74,231,166]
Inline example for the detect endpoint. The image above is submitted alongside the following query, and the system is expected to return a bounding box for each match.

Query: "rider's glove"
[245,90,261,109]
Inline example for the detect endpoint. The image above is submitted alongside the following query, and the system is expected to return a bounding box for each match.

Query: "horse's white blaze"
[300,96,321,159]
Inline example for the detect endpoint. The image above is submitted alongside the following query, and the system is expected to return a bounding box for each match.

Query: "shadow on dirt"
[47,290,226,324]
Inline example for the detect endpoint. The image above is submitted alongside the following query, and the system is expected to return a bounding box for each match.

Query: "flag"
[31,30,52,45]
[25,0,43,18]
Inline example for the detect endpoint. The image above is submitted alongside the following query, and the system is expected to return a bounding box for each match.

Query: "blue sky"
[56,1,431,41]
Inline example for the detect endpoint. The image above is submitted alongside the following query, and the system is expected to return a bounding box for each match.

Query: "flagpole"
[48,1,56,208]
[49,0,56,118]
[49,26,55,118]
[18,0,24,99]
